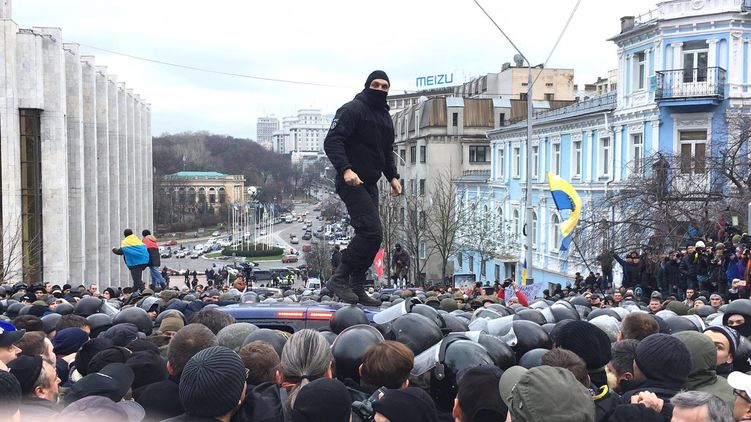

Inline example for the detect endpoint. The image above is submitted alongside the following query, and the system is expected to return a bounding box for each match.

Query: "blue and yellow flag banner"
[520,259,527,284]
[547,172,582,252]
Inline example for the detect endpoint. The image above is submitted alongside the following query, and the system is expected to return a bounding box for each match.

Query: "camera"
[351,387,387,422]
[501,280,511,289]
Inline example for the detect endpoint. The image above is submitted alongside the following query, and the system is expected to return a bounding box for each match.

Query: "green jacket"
[674,331,735,410]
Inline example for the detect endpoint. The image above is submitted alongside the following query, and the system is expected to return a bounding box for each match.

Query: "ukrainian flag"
[547,172,582,252]
[120,234,150,267]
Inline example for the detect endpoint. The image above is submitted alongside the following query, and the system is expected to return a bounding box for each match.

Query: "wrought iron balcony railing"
[655,67,726,101]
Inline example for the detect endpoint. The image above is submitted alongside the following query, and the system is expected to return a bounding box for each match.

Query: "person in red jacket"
[142,229,167,290]
[496,280,529,307]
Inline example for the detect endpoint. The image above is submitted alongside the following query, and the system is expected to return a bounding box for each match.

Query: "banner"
[504,282,544,300]
[373,248,384,278]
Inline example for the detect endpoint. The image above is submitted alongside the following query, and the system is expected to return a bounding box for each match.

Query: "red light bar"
[308,311,333,320]
[276,311,305,319]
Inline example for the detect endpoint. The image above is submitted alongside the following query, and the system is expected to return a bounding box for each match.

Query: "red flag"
[373,248,384,278]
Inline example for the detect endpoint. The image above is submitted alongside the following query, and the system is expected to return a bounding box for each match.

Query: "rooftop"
[167,171,228,178]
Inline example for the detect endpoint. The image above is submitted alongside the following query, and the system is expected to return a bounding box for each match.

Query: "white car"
[176,251,186,258]
[212,231,220,237]
[193,245,205,253]
[190,251,200,259]
[290,237,299,244]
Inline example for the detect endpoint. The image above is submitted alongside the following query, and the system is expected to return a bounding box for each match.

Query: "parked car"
[282,255,299,263]
[160,250,171,258]
[290,237,299,245]
[176,251,186,258]
[163,239,178,246]
[302,244,312,253]
[212,231,220,237]
[190,252,200,259]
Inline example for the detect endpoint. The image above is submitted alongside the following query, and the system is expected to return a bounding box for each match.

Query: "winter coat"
[323,90,399,185]
[614,254,642,288]
[674,331,735,410]
[232,382,288,422]
[727,257,745,282]
[112,234,150,268]
[137,377,182,421]
[592,385,619,422]
[143,234,161,267]
[663,260,681,288]
[620,379,683,421]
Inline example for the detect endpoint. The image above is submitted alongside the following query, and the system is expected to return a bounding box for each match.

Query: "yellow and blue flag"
[547,172,582,252]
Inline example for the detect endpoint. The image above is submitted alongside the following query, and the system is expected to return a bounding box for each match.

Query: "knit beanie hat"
[88,347,133,374]
[217,323,258,352]
[665,301,689,316]
[7,355,43,394]
[74,338,115,376]
[704,326,741,357]
[126,350,168,389]
[371,387,439,422]
[179,346,246,417]
[53,327,90,355]
[291,378,352,422]
[634,333,692,385]
[364,70,389,88]
[159,316,184,334]
[553,320,611,370]
[0,370,22,414]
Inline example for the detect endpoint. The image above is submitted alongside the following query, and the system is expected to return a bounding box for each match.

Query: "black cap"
[7,355,43,395]
[0,370,22,414]
[66,363,135,404]
[290,378,351,422]
[365,70,389,88]
[179,346,246,417]
[372,387,439,422]
[0,321,24,348]
[456,366,507,420]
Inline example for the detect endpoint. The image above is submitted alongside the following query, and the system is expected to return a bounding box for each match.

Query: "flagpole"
[571,237,593,274]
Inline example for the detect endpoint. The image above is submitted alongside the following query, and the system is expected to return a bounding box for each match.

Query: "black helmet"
[519,348,549,369]
[113,307,153,335]
[665,316,700,334]
[541,323,556,335]
[390,313,443,355]
[75,297,104,317]
[569,296,591,308]
[56,302,75,315]
[724,299,751,337]
[138,296,161,313]
[549,304,580,323]
[86,313,113,338]
[587,308,622,322]
[513,309,546,325]
[511,320,552,360]
[330,305,369,334]
[439,313,469,334]
[485,304,513,316]
[734,337,751,373]
[411,304,444,330]
[41,313,62,334]
[320,330,338,346]
[416,335,495,412]
[331,325,384,383]
[17,305,31,316]
[477,333,516,370]
[695,305,717,318]
[6,302,23,318]
[242,329,288,357]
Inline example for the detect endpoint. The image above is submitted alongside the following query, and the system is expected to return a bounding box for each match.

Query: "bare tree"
[1,217,42,284]
[378,183,401,281]
[457,197,519,280]
[425,171,464,282]
[400,191,433,284]
[303,241,332,280]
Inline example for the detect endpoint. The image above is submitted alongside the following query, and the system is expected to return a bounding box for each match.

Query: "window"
[519,93,528,100]
[469,146,489,163]
[545,83,554,87]
[496,207,503,224]
[683,41,708,83]
[469,256,474,273]
[20,109,43,282]
[499,113,506,126]
[419,179,426,196]
[544,93,555,101]
[452,112,459,127]
[551,213,561,251]
[497,147,505,179]
[410,146,416,164]
[399,149,406,164]
[419,145,426,163]
[552,143,561,175]
[457,252,463,269]
[679,130,707,174]
[634,52,646,90]
[572,141,582,178]
[630,133,643,174]
[495,264,501,282]
[409,179,415,195]
[532,146,539,178]
[419,241,426,260]
[512,209,520,236]
[481,259,487,276]
[513,147,521,178]
[599,138,611,177]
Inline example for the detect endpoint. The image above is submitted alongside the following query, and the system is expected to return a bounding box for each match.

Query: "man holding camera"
[495,279,528,307]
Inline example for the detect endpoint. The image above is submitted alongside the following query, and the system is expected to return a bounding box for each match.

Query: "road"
[159,202,319,280]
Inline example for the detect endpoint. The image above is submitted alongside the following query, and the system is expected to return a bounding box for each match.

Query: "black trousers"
[129,266,145,291]
[336,180,382,286]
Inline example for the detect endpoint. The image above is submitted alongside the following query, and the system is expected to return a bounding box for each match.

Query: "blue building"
[454,0,751,288]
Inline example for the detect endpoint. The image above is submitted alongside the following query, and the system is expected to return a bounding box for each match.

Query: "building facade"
[455,0,751,288]
[454,64,576,102]
[159,172,246,212]
[0,1,153,287]
[256,116,278,150]
[271,109,331,154]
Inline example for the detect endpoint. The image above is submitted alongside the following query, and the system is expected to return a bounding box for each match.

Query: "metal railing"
[655,67,726,100]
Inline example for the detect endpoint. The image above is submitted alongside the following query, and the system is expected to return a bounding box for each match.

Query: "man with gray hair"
[671,390,733,422]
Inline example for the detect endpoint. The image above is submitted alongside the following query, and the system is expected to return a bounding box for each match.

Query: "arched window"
[512,209,519,236]
[551,213,561,251]
[496,207,503,224]
[208,187,216,204]
[218,187,226,204]
[198,187,206,203]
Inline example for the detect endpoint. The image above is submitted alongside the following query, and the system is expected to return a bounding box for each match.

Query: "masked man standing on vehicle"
[324,70,401,305]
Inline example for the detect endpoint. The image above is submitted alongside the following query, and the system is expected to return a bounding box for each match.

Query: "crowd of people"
[6,228,751,421]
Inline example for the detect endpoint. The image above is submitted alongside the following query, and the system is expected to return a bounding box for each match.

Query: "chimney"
[620,16,635,33]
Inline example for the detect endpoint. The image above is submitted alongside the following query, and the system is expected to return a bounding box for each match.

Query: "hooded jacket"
[673,331,735,410]
[112,234,150,268]
[323,90,398,186]
[142,234,161,267]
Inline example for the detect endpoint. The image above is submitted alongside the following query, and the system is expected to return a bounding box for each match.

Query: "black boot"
[326,264,358,304]
[351,276,381,307]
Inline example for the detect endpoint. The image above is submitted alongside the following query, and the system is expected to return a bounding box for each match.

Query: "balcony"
[655,67,726,104]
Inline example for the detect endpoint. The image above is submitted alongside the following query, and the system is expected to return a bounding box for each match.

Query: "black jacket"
[324,90,399,185]
[620,379,680,421]
[137,377,183,421]
[232,382,288,422]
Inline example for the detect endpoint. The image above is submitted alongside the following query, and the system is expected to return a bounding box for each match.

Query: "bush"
[222,245,284,258]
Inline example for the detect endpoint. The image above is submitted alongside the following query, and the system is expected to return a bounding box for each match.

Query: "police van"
[219,302,378,333]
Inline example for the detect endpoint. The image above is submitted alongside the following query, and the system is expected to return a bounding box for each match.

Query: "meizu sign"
[416,73,454,88]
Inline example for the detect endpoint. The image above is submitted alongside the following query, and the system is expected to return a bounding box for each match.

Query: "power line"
[532,0,583,88]
[75,42,352,89]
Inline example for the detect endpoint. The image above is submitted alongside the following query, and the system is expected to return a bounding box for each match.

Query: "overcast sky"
[16,0,658,139]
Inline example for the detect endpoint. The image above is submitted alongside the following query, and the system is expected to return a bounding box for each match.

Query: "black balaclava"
[362,70,389,107]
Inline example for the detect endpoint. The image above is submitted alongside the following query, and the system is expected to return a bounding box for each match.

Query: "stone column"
[107,77,121,287]
[63,43,85,284]
[613,125,622,182]
[0,13,21,283]
[653,39,663,73]
[117,83,129,286]
[707,39,719,69]
[95,66,111,285]
[146,105,153,230]
[37,27,70,283]
[672,42,683,70]
[133,95,142,232]
[81,56,98,281]
[127,90,136,232]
